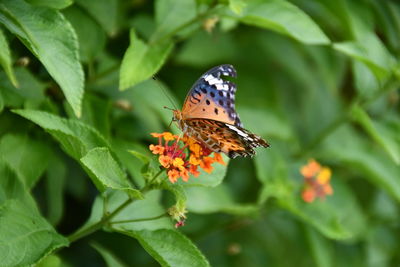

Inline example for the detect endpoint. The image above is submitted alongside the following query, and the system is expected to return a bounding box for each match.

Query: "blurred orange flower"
[149,132,225,183]
[149,144,165,155]
[300,159,333,203]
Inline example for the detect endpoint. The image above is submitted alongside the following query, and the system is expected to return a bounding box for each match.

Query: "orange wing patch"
[182,92,236,125]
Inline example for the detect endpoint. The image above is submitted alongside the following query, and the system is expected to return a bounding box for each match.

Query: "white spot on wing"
[226,124,248,137]
[215,84,229,91]
[204,74,217,81]
[208,77,220,85]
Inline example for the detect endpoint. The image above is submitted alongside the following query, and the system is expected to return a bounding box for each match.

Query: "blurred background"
[1,0,400,266]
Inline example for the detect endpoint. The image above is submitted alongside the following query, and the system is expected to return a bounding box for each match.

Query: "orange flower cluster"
[300,159,333,203]
[149,132,225,183]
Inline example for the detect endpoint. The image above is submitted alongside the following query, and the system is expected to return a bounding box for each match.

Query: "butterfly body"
[173,64,269,159]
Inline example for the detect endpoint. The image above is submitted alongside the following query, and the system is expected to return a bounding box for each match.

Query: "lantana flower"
[300,159,333,203]
[149,132,226,183]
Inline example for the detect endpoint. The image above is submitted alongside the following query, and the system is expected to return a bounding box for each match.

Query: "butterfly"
[173,64,269,158]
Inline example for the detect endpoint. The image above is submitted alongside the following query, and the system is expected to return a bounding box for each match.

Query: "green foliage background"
[0,0,399,266]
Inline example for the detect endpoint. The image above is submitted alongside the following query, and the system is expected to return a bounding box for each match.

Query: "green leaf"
[116,229,210,267]
[0,133,51,188]
[239,108,293,140]
[352,61,379,99]
[26,0,73,9]
[113,140,148,187]
[332,0,395,82]
[119,29,173,90]
[376,1,400,52]
[161,183,187,211]
[0,160,35,205]
[237,0,330,44]
[321,125,400,202]
[283,178,367,240]
[370,191,399,223]
[229,0,247,15]
[65,93,111,138]
[333,40,394,81]
[45,154,66,226]
[254,147,287,187]
[128,150,150,165]
[175,30,237,67]
[178,155,229,187]
[153,0,196,41]
[80,147,142,198]
[305,225,333,267]
[0,67,46,106]
[0,0,84,116]
[0,199,69,266]
[0,27,17,87]
[351,105,400,165]
[365,226,397,266]
[13,109,110,159]
[75,0,118,35]
[63,6,106,63]
[117,79,179,131]
[0,89,3,113]
[186,185,259,216]
[0,161,68,266]
[110,190,172,231]
[255,147,367,240]
[91,242,128,267]
[36,255,62,267]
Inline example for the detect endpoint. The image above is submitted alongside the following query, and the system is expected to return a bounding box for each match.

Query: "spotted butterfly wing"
[179,64,269,158]
[181,64,242,127]
[184,119,269,158]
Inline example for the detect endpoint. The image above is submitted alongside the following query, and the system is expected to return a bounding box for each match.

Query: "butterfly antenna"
[152,76,178,110]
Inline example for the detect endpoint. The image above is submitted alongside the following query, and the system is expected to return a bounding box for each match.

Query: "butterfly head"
[172,109,182,121]
[172,109,185,130]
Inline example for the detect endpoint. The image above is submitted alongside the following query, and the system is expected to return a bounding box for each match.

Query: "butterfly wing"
[181,64,243,127]
[185,119,269,158]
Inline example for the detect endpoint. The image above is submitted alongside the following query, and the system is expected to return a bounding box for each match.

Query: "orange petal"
[173,157,184,167]
[173,157,186,170]
[317,167,331,185]
[302,188,315,203]
[168,169,180,183]
[159,155,172,168]
[189,155,201,165]
[300,159,321,177]
[213,153,225,165]
[149,144,155,152]
[151,133,163,138]
[180,169,189,182]
[149,144,165,155]
[200,157,214,173]
[189,165,200,177]
[163,132,175,141]
[323,184,333,195]
[189,143,202,158]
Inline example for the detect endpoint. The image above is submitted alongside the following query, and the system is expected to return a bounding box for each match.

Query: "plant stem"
[67,198,133,243]
[67,169,165,243]
[146,169,165,186]
[110,213,168,225]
